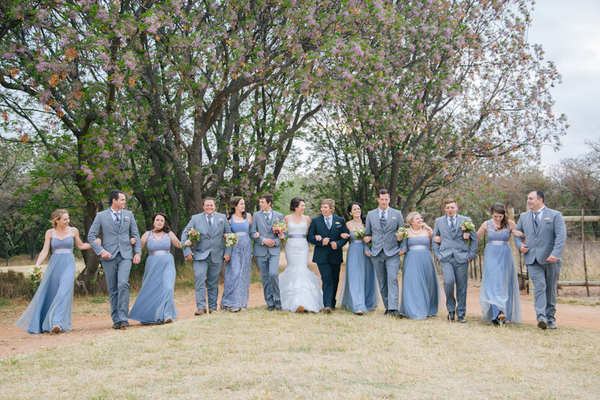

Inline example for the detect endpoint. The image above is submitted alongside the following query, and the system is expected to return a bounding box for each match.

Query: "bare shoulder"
[71,227,80,236]
[284,214,291,222]
[45,229,53,238]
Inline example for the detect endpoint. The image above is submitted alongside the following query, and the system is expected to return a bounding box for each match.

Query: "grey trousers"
[439,256,469,317]
[101,252,132,323]
[371,252,401,311]
[193,259,223,311]
[256,253,281,307]
[528,261,561,323]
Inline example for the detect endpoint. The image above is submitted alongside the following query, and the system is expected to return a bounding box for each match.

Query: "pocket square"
[125,216,130,220]
[392,217,396,220]
[544,218,550,221]
[335,222,341,225]
[219,218,224,221]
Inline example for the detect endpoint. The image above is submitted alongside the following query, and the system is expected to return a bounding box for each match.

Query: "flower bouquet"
[225,233,238,247]
[272,219,287,235]
[26,266,43,286]
[182,227,200,249]
[354,226,371,247]
[395,227,409,240]
[460,220,475,240]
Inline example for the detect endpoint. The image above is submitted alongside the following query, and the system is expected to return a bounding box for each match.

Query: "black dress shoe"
[384,309,390,315]
[209,309,217,314]
[547,322,557,330]
[267,306,275,311]
[391,311,406,319]
[447,312,455,322]
[275,303,282,311]
[457,316,467,323]
[538,320,548,330]
[492,319,500,326]
[121,321,130,328]
[112,322,122,330]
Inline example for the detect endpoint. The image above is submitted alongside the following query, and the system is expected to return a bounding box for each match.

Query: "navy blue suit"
[307,214,349,308]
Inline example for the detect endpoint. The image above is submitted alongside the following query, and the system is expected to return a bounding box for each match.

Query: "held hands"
[133,253,141,264]
[519,245,529,254]
[432,236,441,244]
[463,232,470,240]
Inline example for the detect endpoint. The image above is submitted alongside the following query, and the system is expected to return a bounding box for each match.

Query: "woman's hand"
[315,235,322,241]
[463,232,469,240]
[130,238,136,245]
[512,230,524,238]
[340,233,350,239]
[432,236,441,244]
[185,240,192,247]
[93,238,102,245]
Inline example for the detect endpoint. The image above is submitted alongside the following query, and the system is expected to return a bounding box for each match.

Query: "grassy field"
[1,308,599,399]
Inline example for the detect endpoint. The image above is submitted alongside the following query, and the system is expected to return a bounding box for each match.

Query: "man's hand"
[133,253,141,264]
[399,250,405,255]
[224,254,231,262]
[264,238,275,247]
[100,250,112,259]
[331,241,337,250]
[322,237,330,246]
[547,255,558,263]
[519,245,529,254]
[186,254,194,261]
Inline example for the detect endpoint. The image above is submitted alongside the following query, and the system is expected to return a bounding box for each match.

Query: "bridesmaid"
[129,213,182,324]
[339,202,379,315]
[15,209,93,334]
[476,203,522,325]
[399,212,441,320]
[221,197,253,312]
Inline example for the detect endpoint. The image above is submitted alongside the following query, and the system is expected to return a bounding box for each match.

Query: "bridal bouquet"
[460,220,475,240]
[26,266,43,285]
[272,219,287,235]
[182,227,200,249]
[225,233,238,247]
[395,227,409,240]
[354,226,371,248]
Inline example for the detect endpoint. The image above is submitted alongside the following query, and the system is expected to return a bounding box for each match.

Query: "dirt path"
[2,263,599,359]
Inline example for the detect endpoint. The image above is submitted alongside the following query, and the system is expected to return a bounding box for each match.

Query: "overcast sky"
[527,0,600,165]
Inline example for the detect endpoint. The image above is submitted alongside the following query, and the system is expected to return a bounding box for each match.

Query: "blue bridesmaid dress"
[129,231,179,323]
[221,216,252,311]
[15,228,76,333]
[340,231,379,313]
[399,236,441,320]
[480,220,522,323]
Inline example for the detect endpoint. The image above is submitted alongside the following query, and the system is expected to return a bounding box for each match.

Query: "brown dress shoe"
[296,306,305,313]
[323,307,332,314]
[52,326,61,333]
[195,309,207,316]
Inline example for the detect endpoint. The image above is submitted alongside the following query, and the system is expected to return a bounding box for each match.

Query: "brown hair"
[490,203,509,229]
[51,209,69,228]
[202,197,216,206]
[378,189,389,197]
[259,193,274,206]
[444,198,457,206]
[152,212,171,233]
[406,212,433,236]
[290,197,304,212]
[321,198,335,210]
[229,196,246,219]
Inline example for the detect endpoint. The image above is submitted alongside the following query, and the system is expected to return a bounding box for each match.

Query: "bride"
[279,197,324,313]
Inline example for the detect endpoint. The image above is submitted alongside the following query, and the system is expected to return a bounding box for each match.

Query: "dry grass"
[561,242,600,282]
[1,309,599,399]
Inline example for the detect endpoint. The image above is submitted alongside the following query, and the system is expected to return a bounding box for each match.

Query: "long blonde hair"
[51,209,69,228]
[406,212,433,236]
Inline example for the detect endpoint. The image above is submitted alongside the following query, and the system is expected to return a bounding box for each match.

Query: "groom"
[514,190,566,330]
[307,199,349,313]
[364,189,405,318]
[432,198,478,323]
[249,193,284,311]
[88,190,142,330]
[182,197,231,315]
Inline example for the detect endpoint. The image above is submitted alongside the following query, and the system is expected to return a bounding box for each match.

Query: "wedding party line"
[14,188,566,334]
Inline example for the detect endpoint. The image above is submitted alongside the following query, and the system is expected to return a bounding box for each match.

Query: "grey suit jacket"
[514,207,566,265]
[88,209,142,260]
[432,214,478,263]
[249,210,284,257]
[365,207,404,257]
[181,212,231,263]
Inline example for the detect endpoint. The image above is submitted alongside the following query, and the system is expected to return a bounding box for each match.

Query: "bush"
[0,270,36,300]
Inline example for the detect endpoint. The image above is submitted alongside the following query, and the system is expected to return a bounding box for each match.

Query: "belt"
[489,240,508,246]
[149,250,170,256]
[409,245,429,250]
[351,239,363,244]
[53,249,73,254]
[288,234,306,239]
[235,232,248,237]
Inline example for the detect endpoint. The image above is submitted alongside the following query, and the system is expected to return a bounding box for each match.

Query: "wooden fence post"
[582,209,590,297]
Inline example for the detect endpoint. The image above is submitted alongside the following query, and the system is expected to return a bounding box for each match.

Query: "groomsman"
[364,189,405,318]
[182,197,231,315]
[514,191,566,330]
[307,199,349,313]
[432,198,478,323]
[249,193,285,311]
[88,190,142,330]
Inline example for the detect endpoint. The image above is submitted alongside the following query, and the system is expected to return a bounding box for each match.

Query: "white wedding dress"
[279,222,324,312]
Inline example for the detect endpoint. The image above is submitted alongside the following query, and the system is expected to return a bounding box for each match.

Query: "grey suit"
[365,207,405,312]
[249,209,284,307]
[88,208,142,324]
[182,212,232,311]
[514,207,566,324]
[432,214,478,318]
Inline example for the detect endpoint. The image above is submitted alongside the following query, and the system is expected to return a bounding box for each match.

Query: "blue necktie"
[533,211,540,230]
[208,215,213,229]
[380,211,386,229]
[114,213,121,230]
